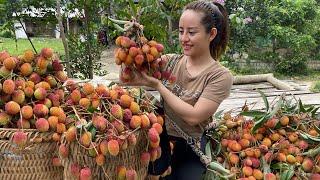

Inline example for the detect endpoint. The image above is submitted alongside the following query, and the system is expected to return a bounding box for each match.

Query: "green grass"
[0,37,65,56]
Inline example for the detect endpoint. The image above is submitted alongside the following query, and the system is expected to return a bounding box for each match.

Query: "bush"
[311,81,320,93]
[274,53,308,76]
[225,0,319,75]
[0,29,14,38]
[67,34,107,79]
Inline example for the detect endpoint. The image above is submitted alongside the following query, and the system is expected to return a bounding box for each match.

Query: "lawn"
[0,37,65,56]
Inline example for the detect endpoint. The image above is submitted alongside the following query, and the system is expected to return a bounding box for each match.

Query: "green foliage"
[224,0,320,75]
[63,0,109,78]
[311,81,320,93]
[67,34,107,79]
[0,29,13,38]
[274,53,308,76]
[107,0,191,53]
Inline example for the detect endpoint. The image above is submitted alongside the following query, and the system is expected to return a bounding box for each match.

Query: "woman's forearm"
[155,82,199,126]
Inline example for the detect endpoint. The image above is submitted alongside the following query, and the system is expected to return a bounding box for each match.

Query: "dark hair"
[184,1,230,60]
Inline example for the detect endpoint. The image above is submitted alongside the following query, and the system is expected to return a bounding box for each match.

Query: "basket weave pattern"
[0,128,63,180]
[61,131,148,180]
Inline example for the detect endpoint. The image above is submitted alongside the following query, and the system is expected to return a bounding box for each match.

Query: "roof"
[12,7,84,18]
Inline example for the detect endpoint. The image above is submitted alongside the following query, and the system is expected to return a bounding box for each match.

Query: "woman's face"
[179,10,214,57]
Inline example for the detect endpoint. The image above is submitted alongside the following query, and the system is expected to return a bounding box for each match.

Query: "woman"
[122,1,233,179]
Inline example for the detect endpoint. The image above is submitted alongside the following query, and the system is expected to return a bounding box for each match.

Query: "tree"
[225,0,320,75]
[106,0,192,53]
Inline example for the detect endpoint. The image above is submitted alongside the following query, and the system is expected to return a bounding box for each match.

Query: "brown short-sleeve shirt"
[162,54,233,138]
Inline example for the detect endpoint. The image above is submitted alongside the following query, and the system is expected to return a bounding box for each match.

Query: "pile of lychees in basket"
[0,48,165,180]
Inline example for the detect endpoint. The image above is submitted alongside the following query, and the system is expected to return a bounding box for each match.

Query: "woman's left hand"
[120,70,161,89]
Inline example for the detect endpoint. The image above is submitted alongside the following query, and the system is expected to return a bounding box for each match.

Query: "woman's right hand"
[119,69,161,90]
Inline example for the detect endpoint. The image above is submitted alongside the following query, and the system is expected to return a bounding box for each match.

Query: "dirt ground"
[99,46,120,81]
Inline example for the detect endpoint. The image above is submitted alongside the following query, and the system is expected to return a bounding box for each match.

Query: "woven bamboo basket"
[61,130,148,180]
[0,128,64,180]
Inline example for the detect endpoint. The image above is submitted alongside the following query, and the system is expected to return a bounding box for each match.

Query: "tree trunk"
[167,15,173,46]
[84,3,93,79]
[233,73,294,90]
[56,0,71,77]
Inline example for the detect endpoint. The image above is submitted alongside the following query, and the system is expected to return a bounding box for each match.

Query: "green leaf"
[128,0,137,18]
[214,110,224,119]
[205,141,212,160]
[298,99,306,113]
[274,120,282,129]
[313,124,320,135]
[85,121,93,130]
[269,99,283,118]
[240,110,266,117]
[271,162,288,170]
[280,165,294,180]
[87,106,98,113]
[89,127,96,141]
[213,141,221,156]
[258,90,269,111]
[304,132,320,142]
[311,106,320,118]
[108,81,116,88]
[299,132,310,141]
[251,115,268,133]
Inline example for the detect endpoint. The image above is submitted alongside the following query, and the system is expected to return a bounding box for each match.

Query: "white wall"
[14,21,28,39]
[55,24,60,39]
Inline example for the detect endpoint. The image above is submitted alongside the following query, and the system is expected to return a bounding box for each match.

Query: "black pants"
[148,125,206,180]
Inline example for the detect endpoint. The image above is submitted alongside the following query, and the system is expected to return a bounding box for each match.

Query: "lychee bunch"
[114,35,176,84]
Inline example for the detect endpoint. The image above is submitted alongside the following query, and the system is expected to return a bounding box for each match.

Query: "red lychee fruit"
[12,131,28,147]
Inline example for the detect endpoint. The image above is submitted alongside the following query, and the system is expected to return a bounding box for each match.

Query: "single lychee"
[80,167,92,180]
[5,101,20,115]
[140,114,150,129]
[130,115,141,129]
[33,104,49,117]
[3,57,17,70]
[34,87,47,100]
[59,144,69,158]
[12,90,25,105]
[141,152,151,165]
[65,126,77,142]
[126,169,138,180]
[41,47,53,59]
[123,109,133,122]
[70,163,81,178]
[3,79,15,94]
[20,63,33,76]
[111,104,123,120]
[117,166,126,180]
[0,112,11,126]
[23,49,34,62]
[148,127,160,143]
[148,112,158,124]
[18,119,31,128]
[35,118,50,132]
[80,132,92,148]
[12,131,28,147]
[95,154,106,166]
[108,139,120,156]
